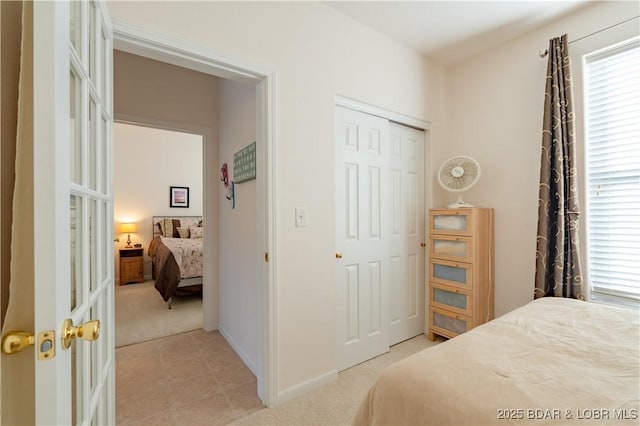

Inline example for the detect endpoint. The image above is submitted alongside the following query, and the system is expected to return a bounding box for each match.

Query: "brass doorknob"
[61,319,100,350]
[335,252,343,259]
[420,243,426,247]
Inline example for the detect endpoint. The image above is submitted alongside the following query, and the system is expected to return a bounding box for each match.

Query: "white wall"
[442,1,640,316]
[217,80,259,374]
[107,0,447,400]
[113,123,203,282]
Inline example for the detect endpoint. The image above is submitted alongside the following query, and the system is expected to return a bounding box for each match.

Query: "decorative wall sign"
[233,142,256,183]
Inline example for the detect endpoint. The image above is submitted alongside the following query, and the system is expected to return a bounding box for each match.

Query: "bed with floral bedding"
[148,216,203,308]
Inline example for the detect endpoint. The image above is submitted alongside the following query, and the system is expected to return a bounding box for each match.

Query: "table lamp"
[120,222,137,248]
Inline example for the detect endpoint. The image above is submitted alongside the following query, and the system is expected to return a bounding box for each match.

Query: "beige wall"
[217,79,259,374]
[443,1,639,316]
[114,50,219,131]
[107,0,447,399]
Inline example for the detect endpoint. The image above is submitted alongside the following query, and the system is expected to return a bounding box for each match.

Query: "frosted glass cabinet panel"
[430,236,472,262]
[429,209,473,236]
[431,283,472,316]
[433,215,466,231]
[434,287,466,309]
[429,306,470,338]
[430,259,471,288]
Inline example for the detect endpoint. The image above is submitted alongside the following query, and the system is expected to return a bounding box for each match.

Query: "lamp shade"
[120,222,137,233]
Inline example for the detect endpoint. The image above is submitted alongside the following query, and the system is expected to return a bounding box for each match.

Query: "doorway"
[113,123,204,347]
[112,25,276,406]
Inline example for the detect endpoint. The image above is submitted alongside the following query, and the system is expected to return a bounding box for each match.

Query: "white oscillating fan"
[437,155,481,208]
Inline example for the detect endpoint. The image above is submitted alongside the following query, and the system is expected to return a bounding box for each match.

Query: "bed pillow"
[189,226,203,239]
[158,219,169,237]
[180,218,200,229]
[176,227,190,239]
[171,219,182,237]
[159,219,182,237]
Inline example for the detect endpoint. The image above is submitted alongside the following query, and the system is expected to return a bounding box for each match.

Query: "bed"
[353,297,640,425]
[148,216,203,308]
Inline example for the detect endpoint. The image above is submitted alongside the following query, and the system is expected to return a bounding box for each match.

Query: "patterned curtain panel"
[534,34,584,300]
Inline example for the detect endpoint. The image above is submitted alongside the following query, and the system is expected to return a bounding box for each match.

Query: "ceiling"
[325,1,591,65]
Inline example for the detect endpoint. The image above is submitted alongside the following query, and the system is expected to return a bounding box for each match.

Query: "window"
[584,37,640,303]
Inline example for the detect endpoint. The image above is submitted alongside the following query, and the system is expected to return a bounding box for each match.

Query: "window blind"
[584,38,640,301]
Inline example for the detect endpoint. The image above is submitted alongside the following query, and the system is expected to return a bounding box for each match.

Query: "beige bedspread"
[353,298,640,425]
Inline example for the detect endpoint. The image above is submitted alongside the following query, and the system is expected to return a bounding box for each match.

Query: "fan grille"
[438,156,480,192]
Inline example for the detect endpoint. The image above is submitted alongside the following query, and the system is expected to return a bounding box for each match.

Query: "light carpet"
[233,334,443,425]
[115,280,203,347]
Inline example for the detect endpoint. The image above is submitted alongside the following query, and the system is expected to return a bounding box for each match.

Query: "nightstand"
[119,248,144,285]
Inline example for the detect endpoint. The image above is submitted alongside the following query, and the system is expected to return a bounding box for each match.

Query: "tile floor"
[116,329,262,426]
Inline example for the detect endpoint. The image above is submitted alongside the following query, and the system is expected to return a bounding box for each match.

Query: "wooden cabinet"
[119,248,144,285]
[427,208,494,340]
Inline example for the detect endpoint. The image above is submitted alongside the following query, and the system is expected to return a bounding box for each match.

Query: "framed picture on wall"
[170,186,189,208]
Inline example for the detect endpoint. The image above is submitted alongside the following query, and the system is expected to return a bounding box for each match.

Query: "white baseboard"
[276,369,338,406]
[218,324,258,377]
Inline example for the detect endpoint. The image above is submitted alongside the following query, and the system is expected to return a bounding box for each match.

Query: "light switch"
[295,207,307,227]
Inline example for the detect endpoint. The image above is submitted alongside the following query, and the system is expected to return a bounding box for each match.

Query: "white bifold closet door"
[388,122,425,346]
[335,106,425,372]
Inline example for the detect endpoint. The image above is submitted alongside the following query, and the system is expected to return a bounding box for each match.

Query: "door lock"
[2,330,56,360]
[2,331,34,355]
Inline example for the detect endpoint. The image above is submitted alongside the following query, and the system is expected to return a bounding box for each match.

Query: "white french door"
[335,106,425,371]
[33,1,114,424]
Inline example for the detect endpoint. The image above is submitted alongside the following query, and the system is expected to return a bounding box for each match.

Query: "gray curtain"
[534,34,584,300]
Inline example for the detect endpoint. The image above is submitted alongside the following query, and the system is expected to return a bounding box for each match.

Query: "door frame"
[111,21,278,407]
[335,96,432,133]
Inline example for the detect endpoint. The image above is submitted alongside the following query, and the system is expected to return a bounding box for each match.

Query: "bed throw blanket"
[148,237,182,301]
[353,298,640,425]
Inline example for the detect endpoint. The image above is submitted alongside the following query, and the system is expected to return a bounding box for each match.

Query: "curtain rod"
[538,15,639,58]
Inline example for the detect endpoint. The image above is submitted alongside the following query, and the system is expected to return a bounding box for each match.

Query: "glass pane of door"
[89,98,98,191]
[90,199,98,291]
[70,67,82,184]
[70,195,83,311]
